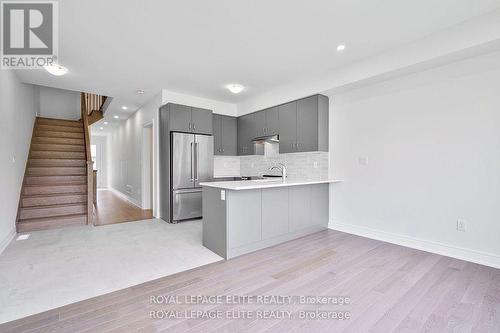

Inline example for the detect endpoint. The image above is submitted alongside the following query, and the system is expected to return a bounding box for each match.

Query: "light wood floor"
[1,230,499,333]
[94,189,153,226]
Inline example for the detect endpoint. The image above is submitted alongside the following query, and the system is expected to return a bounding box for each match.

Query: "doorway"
[91,143,104,188]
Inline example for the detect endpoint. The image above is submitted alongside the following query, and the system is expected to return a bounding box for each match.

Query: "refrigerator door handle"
[194,142,199,180]
[190,142,194,181]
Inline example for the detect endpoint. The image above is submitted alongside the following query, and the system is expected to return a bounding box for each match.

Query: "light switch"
[358,157,369,166]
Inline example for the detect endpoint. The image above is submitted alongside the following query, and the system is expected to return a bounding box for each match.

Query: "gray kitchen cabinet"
[262,187,289,240]
[237,114,254,155]
[277,95,329,153]
[227,189,262,248]
[212,114,222,153]
[254,110,266,137]
[278,101,297,154]
[221,115,237,155]
[169,104,192,132]
[297,96,319,152]
[168,103,213,134]
[213,114,237,155]
[311,184,329,228]
[191,107,213,134]
[289,185,312,232]
[265,107,279,135]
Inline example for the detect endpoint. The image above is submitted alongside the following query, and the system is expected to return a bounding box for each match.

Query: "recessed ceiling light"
[104,121,108,125]
[336,44,346,52]
[121,106,128,110]
[113,115,119,119]
[99,127,104,130]
[43,64,68,76]
[17,234,30,241]
[226,84,245,94]
[136,89,145,95]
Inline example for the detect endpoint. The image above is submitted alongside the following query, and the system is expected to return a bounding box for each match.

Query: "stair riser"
[31,144,85,152]
[28,167,86,176]
[36,118,83,128]
[25,175,87,184]
[20,205,87,220]
[35,131,84,139]
[29,159,87,167]
[36,125,84,133]
[23,185,87,195]
[22,194,87,207]
[17,216,87,233]
[30,151,86,159]
[32,137,84,145]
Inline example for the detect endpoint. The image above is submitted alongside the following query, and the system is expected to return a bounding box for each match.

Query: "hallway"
[94,189,153,226]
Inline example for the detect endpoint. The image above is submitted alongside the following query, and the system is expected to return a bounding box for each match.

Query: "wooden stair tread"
[18,214,87,224]
[36,125,84,134]
[22,192,87,198]
[17,214,88,232]
[20,202,87,211]
[36,117,83,127]
[24,182,87,187]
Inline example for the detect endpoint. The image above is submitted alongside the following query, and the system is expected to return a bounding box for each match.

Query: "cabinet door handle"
[188,122,191,129]
[193,123,196,130]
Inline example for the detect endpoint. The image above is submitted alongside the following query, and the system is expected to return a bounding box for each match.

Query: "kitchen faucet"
[269,163,287,180]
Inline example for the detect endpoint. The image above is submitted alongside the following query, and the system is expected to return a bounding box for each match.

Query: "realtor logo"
[1,1,58,69]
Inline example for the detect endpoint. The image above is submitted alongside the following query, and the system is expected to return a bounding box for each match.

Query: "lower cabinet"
[223,184,329,258]
[289,185,312,232]
[228,189,262,248]
[262,187,289,240]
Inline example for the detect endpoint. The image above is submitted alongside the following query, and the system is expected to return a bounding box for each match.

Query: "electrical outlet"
[313,161,318,169]
[456,219,467,232]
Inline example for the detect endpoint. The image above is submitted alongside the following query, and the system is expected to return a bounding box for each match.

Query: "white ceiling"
[16,0,500,121]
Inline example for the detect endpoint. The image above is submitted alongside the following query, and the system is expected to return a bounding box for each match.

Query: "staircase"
[17,117,89,232]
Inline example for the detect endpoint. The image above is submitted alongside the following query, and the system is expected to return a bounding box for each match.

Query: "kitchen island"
[200,178,342,259]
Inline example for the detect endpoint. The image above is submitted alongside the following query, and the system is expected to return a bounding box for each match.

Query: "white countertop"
[200,178,342,190]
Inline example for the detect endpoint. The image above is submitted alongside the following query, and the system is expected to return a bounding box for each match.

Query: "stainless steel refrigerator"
[170,132,213,222]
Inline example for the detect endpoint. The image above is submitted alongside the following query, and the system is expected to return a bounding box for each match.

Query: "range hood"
[251,134,279,143]
[252,134,279,156]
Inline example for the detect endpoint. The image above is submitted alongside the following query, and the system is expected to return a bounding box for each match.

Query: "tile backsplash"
[214,152,329,179]
[213,156,240,177]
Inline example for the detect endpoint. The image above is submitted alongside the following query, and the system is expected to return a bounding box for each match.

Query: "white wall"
[329,51,500,267]
[0,71,36,252]
[35,86,80,120]
[90,135,109,188]
[109,93,162,214]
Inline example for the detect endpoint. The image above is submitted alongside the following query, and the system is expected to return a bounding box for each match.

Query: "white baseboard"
[329,220,500,269]
[109,187,143,209]
[0,227,16,255]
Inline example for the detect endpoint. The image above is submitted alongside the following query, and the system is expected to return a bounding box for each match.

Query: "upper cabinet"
[237,94,328,155]
[191,107,213,134]
[237,114,254,156]
[277,95,328,154]
[168,103,213,134]
[265,107,279,135]
[213,114,237,156]
[277,101,297,154]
